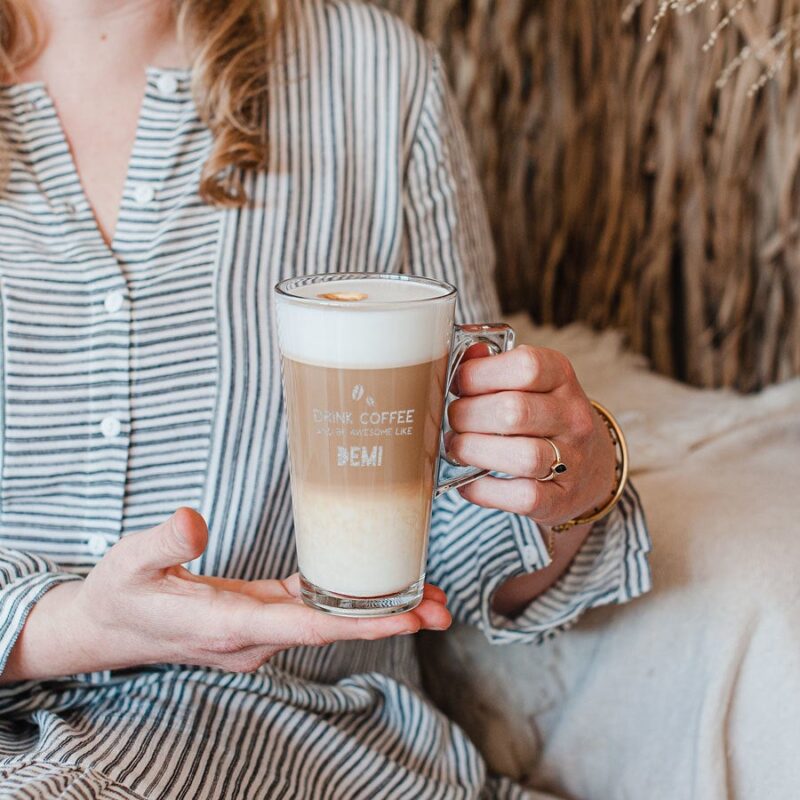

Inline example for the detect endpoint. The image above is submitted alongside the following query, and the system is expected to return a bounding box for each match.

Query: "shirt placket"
[110,70,192,533]
[85,274,132,556]
[104,71,194,541]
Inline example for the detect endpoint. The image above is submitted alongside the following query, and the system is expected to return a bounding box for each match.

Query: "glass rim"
[274,272,457,310]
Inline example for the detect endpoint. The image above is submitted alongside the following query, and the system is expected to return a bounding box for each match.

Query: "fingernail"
[446,451,465,467]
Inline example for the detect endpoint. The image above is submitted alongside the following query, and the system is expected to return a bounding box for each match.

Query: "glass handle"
[435,323,516,498]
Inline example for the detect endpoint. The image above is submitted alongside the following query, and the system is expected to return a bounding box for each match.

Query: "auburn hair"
[0,0,285,205]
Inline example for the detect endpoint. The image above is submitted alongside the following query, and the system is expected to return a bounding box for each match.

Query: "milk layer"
[294,484,430,596]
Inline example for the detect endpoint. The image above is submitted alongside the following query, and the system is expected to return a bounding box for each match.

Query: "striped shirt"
[0,2,651,797]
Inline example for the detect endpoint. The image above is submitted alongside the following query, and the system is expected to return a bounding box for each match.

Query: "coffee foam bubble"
[276,278,455,369]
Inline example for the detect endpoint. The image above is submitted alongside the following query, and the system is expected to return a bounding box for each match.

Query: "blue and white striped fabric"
[0,1,651,797]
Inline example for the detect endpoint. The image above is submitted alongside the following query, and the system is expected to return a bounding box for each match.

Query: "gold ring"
[535,437,568,482]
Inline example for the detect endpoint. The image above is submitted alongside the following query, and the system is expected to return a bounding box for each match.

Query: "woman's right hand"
[3,509,451,682]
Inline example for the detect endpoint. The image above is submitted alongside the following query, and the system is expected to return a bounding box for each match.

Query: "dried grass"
[377,0,800,390]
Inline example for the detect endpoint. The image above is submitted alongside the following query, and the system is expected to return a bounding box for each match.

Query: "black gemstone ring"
[535,438,568,482]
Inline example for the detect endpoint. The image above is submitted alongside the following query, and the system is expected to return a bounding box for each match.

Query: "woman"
[0,0,650,797]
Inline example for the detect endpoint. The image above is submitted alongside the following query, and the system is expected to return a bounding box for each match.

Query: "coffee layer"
[282,356,447,486]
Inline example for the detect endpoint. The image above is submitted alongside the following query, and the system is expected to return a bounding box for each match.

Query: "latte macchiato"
[275,273,513,616]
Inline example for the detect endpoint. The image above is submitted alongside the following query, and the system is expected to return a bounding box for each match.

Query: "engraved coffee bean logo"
[352,384,364,401]
[366,395,376,407]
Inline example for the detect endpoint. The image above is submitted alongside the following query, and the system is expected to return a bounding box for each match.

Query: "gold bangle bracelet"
[549,400,629,535]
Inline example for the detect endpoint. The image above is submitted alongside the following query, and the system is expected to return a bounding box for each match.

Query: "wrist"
[551,399,628,537]
[2,579,112,683]
[579,406,619,515]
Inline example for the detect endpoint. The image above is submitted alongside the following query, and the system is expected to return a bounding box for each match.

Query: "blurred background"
[368,5,800,795]
[377,0,800,392]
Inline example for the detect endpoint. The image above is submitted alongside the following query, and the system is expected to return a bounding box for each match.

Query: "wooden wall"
[376,0,800,391]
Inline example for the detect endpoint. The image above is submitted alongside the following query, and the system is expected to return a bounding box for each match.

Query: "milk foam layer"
[291,278,449,303]
[294,485,429,596]
[276,277,455,369]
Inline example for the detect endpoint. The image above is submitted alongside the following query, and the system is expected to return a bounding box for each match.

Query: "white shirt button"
[87,534,108,556]
[100,415,122,439]
[104,291,125,314]
[132,184,156,206]
[26,95,47,115]
[156,73,179,96]
[521,544,541,567]
[61,201,77,217]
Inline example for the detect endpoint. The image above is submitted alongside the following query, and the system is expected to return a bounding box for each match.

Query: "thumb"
[128,507,209,573]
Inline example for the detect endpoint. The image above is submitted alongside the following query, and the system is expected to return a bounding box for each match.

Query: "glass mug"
[274,273,514,616]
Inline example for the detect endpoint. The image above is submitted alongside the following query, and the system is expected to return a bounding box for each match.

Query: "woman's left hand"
[447,345,617,528]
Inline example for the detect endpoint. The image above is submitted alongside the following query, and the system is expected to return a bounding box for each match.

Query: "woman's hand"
[3,509,451,683]
[447,345,617,528]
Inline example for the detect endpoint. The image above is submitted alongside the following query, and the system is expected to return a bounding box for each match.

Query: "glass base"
[300,575,424,617]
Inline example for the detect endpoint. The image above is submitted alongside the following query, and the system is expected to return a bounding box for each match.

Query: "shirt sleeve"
[402,46,652,644]
[0,549,81,675]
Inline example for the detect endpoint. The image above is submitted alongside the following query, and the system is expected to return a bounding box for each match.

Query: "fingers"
[214,594,453,673]
[189,575,296,604]
[457,476,562,521]
[227,573,445,609]
[277,573,302,598]
[458,341,495,362]
[422,583,447,605]
[250,596,451,650]
[214,574,300,604]
[239,579,451,649]
[314,597,451,642]
[447,433,555,480]
[449,391,563,436]
[122,508,208,573]
[202,574,450,652]
[187,573,449,620]
[262,579,448,624]
[455,345,573,396]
